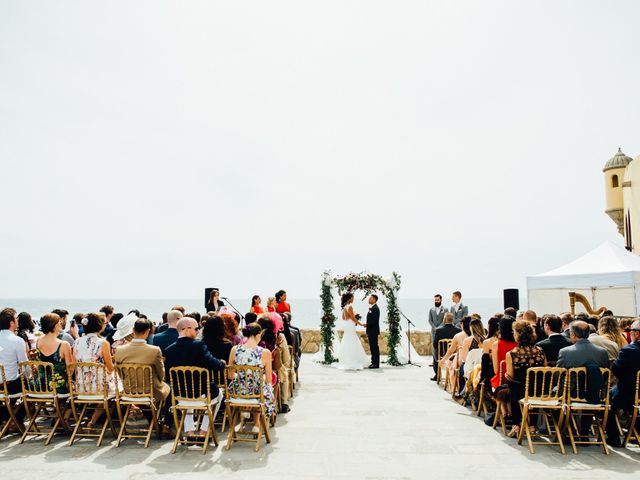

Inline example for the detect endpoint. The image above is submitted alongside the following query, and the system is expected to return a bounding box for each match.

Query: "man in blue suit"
[606,319,640,447]
[152,310,182,353]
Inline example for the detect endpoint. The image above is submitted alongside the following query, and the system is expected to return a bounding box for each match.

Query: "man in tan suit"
[115,318,170,402]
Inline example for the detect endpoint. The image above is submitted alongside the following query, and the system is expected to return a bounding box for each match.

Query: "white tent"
[526,241,640,317]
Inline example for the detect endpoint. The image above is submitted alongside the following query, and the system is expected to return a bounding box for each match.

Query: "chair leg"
[171,411,185,454]
[116,405,131,447]
[20,402,41,444]
[261,410,271,444]
[144,406,156,448]
[69,404,88,446]
[208,408,218,447]
[566,411,578,454]
[225,408,236,450]
[255,413,263,452]
[623,408,638,447]
[596,414,609,455]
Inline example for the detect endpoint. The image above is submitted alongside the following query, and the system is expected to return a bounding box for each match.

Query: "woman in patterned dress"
[36,313,74,394]
[74,312,116,428]
[228,322,276,432]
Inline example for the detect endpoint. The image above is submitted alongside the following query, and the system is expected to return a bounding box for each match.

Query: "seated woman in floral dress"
[228,323,276,433]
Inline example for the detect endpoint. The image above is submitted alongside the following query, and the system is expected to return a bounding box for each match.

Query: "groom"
[365,294,381,369]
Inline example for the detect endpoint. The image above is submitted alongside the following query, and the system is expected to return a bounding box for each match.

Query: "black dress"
[205,300,225,312]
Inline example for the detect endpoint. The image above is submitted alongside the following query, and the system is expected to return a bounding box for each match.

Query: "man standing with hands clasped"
[428,294,446,336]
[364,294,381,369]
[450,291,468,327]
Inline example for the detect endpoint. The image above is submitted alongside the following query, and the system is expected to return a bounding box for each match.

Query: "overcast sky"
[1,1,639,300]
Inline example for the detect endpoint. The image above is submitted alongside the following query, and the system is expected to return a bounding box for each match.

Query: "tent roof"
[527,241,640,290]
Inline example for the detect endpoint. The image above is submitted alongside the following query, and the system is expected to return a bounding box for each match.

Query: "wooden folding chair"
[517,367,567,454]
[19,360,72,445]
[225,365,271,452]
[563,367,612,455]
[623,370,640,448]
[214,366,229,432]
[0,364,24,440]
[67,362,117,446]
[169,366,220,454]
[114,364,164,448]
[436,339,451,388]
[492,360,508,435]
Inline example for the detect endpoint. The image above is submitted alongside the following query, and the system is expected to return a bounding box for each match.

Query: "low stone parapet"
[300,329,433,356]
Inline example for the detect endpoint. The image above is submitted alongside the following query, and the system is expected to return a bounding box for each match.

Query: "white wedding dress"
[336,306,370,370]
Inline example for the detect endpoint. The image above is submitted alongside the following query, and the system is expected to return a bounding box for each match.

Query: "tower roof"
[603,148,633,172]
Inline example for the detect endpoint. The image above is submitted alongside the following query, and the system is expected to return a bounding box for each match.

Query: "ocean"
[0,297,511,330]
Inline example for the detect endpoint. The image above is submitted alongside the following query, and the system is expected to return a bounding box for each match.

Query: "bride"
[336,293,370,370]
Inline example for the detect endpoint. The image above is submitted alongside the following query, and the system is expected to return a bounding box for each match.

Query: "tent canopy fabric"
[526,241,640,316]
[527,241,640,290]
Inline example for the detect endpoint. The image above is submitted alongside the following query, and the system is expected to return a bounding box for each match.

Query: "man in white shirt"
[0,307,28,425]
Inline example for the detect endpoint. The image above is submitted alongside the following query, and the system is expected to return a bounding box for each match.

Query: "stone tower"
[603,148,632,235]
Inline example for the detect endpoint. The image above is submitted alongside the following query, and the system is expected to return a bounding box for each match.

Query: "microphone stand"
[221,297,246,326]
[398,309,421,368]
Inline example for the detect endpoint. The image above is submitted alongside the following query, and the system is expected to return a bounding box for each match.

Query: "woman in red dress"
[275,290,291,314]
[250,295,264,314]
[490,316,517,389]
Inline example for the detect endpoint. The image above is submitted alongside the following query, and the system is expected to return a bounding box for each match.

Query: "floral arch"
[320,271,402,366]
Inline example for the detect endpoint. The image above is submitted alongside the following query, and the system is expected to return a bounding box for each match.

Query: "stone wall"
[300,329,433,356]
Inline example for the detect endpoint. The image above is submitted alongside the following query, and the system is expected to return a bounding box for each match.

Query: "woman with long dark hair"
[250,295,264,314]
[202,315,233,363]
[205,289,225,312]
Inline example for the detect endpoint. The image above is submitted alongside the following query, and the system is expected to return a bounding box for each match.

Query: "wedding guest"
[259,314,292,413]
[589,318,621,361]
[266,297,277,313]
[505,321,546,438]
[115,318,171,433]
[275,290,291,315]
[250,296,264,314]
[221,313,242,346]
[620,318,634,344]
[504,307,517,318]
[37,313,75,395]
[156,311,169,334]
[560,312,574,339]
[449,291,468,327]
[74,312,116,428]
[164,317,225,437]
[202,315,233,362]
[431,312,461,380]
[17,311,37,351]
[482,315,501,354]
[605,319,640,447]
[490,315,517,389]
[598,316,628,349]
[52,308,76,348]
[0,308,28,425]
[556,321,608,369]
[523,310,546,342]
[439,316,471,392]
[188,312,201,323]
[111,313,138,350]
[535,315,571,365]
[458,319,486,396]
[228,322,276,430]
[72,312,86,337]
[100,305,117,343]
[205,290,225,313]
[152,310,182,353]
[171,305,186,314]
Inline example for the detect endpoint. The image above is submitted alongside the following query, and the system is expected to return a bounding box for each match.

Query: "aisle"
[0,355,638,479]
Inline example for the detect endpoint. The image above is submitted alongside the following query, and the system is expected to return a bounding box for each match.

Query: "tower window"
[612,175,619,188]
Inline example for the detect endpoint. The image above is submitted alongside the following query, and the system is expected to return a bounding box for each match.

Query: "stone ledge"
[300,329,433,355]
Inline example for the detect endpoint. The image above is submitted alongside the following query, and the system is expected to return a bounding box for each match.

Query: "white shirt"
[0,330,28,382]
[452,302,460,312]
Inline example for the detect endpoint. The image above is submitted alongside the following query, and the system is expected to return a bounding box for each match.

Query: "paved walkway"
[0,355,639,479]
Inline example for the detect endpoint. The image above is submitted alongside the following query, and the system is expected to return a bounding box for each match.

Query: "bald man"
[152,309,183,353]
[557,320,608,369]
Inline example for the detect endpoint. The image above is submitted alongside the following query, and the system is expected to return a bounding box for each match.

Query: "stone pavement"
[0,355,639,479]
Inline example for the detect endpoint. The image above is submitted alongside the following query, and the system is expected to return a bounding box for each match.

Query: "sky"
[1,1,639,300]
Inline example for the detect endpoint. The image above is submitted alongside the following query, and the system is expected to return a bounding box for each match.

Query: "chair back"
[19,361,58,396]
[114,364,154,402]
[0,364,9,397]
[566,367,611,405]
[169,366,211,403]
[214,366,227,390]
[635,370,640,407]
[497,359,507,386]
[523,367,566,402]
[68,362,109,399]
[226,365,265,402]
[437,339,451,360]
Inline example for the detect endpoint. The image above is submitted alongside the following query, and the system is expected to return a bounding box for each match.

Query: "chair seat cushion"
[566,402,606,409]
[228,397,261,405]
[0,393,22,400]
[76,394,108,401]
[177,399,219,408]
[520,399,561,407]
[27,392,70,399]
[120,395,152,403]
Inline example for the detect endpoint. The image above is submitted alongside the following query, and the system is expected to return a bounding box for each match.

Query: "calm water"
[0,297,511,330]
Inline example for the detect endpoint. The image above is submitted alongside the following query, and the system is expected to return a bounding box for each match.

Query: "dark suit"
[432,324,461,375]
[366,304,380,367]
[164,337,225,397]
[205,300,225,312]
[534,324,547,343]
[536,334,572,364]
[152,328,179,354]
[607,340,640,441]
